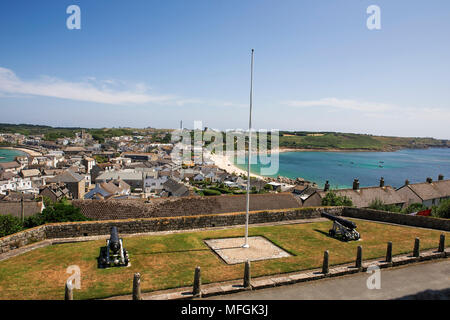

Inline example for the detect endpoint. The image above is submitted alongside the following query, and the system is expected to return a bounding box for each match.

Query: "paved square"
[204,236,292,264]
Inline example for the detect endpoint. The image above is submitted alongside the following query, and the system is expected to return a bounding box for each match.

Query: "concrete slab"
[271,276,294,286]
[204,236,291,264]
[251,278,276,289]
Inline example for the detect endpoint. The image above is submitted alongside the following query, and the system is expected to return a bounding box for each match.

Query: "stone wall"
[44,206,343,239]
[0,206,342,253]
[0,201,44,218]
[2,205,449,255]
[0,225,46,254]
[343,207,450,231]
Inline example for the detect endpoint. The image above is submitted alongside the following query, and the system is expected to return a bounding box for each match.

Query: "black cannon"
[98,227,130,268]
[321,212,360,241]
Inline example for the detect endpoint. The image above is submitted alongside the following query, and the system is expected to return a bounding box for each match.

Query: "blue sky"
[0,0,449,138]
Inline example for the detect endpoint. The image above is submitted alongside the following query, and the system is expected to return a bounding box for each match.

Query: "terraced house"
[397,176,450,208]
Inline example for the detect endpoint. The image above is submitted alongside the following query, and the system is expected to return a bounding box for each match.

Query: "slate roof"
[72,192,303,220]
[0,161,20,170]
[317,186,405,208]
[398,179,450,201]
[163,178,190,197]
[47,170,85,183]
[21,169,41,178]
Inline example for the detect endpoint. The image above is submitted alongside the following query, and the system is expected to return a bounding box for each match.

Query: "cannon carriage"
[321,212,360,241]
[98,226,130,268]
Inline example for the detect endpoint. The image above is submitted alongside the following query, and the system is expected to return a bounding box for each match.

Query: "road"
[208,260,450,300]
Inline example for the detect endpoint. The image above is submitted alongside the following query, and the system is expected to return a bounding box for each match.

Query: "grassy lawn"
[0,219,448,300]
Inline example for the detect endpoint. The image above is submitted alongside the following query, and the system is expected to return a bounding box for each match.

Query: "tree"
[23,200,90,228]
[0,215,23,237]
[321,191,353,207]
[434,199,450,219]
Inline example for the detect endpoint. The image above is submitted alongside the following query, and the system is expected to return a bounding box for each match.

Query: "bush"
[24,201,90,228]
[321,191,353,207]
[403,203,428,214]
[368,199,402,213]
[202,189,222,196]
[208,187,233,194]
[0,215,23,237]
[435,199,450,219]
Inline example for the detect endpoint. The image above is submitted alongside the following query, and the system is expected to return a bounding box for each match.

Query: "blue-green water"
[234,148,450,189]
[0,148,26,162]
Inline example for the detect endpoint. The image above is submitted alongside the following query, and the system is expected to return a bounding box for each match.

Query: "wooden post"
[322,250,329,274]
[356,246,362,270]
[386,242,392,263]
[243,260,251,289]
[132,273,142,300]
[193,266,201,297]
[64,281,73,300]
[413,238,420,258]
[438,234,445,253]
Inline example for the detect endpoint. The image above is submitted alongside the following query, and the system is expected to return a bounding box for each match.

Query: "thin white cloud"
[283,97,394,113]
[0,67,244,109]
[0,67,174,105]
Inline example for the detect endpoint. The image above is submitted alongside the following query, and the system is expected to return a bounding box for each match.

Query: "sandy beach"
[0,147,42,157]
[208,152,267,180]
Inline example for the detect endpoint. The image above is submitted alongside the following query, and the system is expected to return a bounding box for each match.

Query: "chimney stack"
[438,174,444,181]
[379,177,385,187]
[405,179,410,186]
[353,179,360,190]
[426,177,433,183]
[324,181,330,192]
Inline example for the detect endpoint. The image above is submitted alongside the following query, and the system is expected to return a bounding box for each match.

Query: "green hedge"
[0,215,23,238]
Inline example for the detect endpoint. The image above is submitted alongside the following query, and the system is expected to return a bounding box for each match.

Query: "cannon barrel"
[109,226,120,253]
[321,212,357,230]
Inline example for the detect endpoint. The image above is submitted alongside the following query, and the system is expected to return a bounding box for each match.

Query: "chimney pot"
[380,177,385,187]
[353,179,360,190]
[324,181,330,192]
[438,174,444,181]
[405,179,410,186]
[426,177,433,183]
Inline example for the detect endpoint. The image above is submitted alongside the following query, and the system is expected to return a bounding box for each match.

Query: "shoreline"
[0,147,42,157]
[208,152,267,180]
[277,145,450,154]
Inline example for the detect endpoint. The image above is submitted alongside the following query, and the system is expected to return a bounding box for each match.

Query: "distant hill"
[0,123,170,142]
[0,124,448,151]
[279,131,450,151]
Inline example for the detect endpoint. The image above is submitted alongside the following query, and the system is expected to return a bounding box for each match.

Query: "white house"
[0,177,35,195]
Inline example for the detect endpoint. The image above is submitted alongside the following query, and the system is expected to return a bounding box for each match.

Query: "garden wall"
[343,207,450,231]
[0,207,341,254]
[2,206,449,255]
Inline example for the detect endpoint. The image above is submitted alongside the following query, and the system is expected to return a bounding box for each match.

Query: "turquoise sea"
[234,148,450,189]
[0,148,27,163]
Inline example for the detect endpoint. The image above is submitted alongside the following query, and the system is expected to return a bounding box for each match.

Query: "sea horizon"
[233,147,450,190]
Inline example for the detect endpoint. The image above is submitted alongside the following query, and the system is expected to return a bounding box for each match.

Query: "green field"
[0,219,447,300]
[279,132,449,151]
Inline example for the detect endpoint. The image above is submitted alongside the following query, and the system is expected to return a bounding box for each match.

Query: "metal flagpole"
[243,49,254,249]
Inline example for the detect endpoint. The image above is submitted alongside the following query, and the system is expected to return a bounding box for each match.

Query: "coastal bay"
[232,148,450,189]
